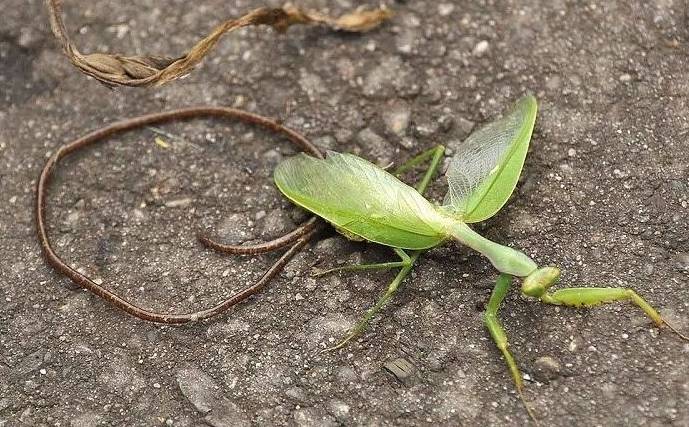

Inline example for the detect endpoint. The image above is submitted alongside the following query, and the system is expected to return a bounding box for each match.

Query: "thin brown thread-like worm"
[199,216,321,255]
[36,106,324,324]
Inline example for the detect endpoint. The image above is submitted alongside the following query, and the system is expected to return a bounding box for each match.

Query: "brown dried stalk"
[46,0,392,87]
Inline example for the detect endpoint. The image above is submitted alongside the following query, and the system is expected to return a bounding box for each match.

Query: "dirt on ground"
[1,1,689,426]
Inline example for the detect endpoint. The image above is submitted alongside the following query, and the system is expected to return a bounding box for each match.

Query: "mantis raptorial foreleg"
[322,146,445,351]
[522,267,689,341]
[484,274,538,421]
[484,274,523,390]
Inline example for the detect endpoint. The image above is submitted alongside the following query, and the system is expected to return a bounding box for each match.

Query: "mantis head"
[521,266,561,297]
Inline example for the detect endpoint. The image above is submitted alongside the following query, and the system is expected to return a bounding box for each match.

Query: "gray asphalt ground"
[2,1,689,426]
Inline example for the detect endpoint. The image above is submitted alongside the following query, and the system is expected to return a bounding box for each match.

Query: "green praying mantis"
[274,95,688,412]
[35,95,688,421]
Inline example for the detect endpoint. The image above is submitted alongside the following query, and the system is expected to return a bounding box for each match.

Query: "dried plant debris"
[46,0,392,88]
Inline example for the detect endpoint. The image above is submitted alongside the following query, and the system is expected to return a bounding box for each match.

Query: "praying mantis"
[273,95,689,411]
[36,96,688,421]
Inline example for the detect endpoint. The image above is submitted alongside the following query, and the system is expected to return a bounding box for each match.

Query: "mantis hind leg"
[313,248,411,277]
[393,145,445,193]
[323,251,422,352]
[324,146,445,350]
[523,267,689,341]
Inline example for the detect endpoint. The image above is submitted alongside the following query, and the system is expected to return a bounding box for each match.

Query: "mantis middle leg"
[395,144,446,193]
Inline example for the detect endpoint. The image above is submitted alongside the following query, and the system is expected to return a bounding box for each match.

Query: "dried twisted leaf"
[46,0,392,87]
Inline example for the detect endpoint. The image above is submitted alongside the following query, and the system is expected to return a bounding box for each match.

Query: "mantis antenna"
[36,106,325,324]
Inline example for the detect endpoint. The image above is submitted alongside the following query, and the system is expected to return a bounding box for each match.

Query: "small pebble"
[438,4,455,16]
[472,40,490,57]
[164,198,192,208]
[327,399,351,421]
[314,135,337,151]
[674,253,689,272]
[382,100,412,137]
[533,356,562,381]
[396,29,417,54]
[262,149,283,168]
[176,367,220,414]
[299,69,327,101]
[261,209,293,237]
[456,117,475,136]
[357,128,394,164]
[383,357,417,387]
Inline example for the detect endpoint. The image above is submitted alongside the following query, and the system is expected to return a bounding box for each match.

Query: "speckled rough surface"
[2,1,689,426]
